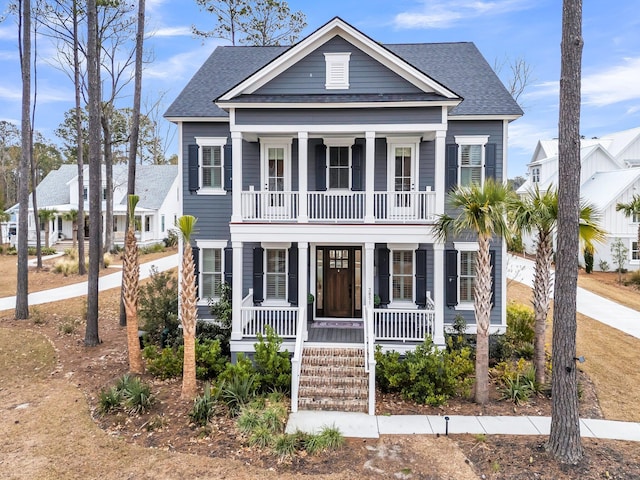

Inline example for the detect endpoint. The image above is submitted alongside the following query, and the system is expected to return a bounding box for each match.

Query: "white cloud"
[0,85,21,101]
[144,49,211,81]
[393,0,532,29]
[509,121,555,154]
[582,57,640,107]
[150,26,193,38]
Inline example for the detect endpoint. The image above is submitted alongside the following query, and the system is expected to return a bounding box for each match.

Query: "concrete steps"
[298,346,368,413]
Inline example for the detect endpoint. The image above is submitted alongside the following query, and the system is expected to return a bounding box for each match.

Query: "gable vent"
[324,52,351,90]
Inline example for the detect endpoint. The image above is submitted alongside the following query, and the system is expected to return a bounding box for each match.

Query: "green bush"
[254,326,291,394]
[195,339,227,380]
[374,337,474,406]
[163,229,179,247]
[139,267,179,347]
[189,382,218,426]
[584,247,594,274]
[305,426,345,454]
[140,243,165,255]
[219,373,258,416]
[502,302,536,360]
[28,246,57,256]
[493,358,540,405]
[98,386,123,414]
[206,282,233,355]
[98,374,154,415]
[143,345,183,379]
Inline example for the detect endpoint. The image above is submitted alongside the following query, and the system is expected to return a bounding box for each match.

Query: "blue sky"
[0,0,639,176]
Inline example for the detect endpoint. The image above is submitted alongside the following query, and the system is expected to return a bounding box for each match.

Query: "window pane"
[202,147,212,166]
[212,146,221,166]
[461,145,482,166]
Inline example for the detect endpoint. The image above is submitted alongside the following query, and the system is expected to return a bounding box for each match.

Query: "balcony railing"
[239,190,436,223]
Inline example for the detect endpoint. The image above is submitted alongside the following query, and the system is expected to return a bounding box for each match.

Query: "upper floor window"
[455,136,489,187]
[324,52,351,90]
[195,137,227,194]
[392,250,413,302]
[633,213,640,223]
[328,146,350,189]
[531,166,540,183]
[260,138,292,194]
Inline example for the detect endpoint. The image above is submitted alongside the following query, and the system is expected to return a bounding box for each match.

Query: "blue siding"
[243,142,260,190]
[374,138,387,191]
[256,36,422,95]
[419,141,435,191]
[235,107,442,126]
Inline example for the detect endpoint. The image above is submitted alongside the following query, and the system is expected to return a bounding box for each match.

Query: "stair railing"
[363,304,376,415]
[290,305,306,413]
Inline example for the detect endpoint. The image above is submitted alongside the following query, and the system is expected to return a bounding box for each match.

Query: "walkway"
[287,411,640,441]
[0,254,178,312]
[507,253,640,339]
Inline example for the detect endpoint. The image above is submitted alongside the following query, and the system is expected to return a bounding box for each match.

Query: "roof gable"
[219,17,459,102]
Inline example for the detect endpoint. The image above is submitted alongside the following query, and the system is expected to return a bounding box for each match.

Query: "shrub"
[494,359,539,405]
[195,338,227,380]
[163,229,179,247]
[27,246,56,256]
[305,426,345,454]
[584,247,594,274]
[273,434,298,459]
[189,382,218,426]
[599,259,610,272]
[501,302,535,360]
[218,373,258,416]
[206,283,233,355]
[99,374,154,415]
[626,269,640,287]
[254,326,291,394]
[139,267,179,347]
[140,243,165,255]
[143,345,183,379]
[237,406,262,434]
[98,386,123,414]
[374,337,474,406]
[217,353,256,385]
[446,314,470,351]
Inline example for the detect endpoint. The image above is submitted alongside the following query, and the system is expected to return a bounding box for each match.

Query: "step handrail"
[363,304,376,415]
[290,306,306,413]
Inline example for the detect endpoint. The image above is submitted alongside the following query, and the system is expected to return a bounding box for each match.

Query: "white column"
[298,242,309,340]
[231,131,243,222]
[432,242,446,346]
[231,241,243,340]
[434,130,446,215]
[364,242,375,312]
[298,132,308,222]
[365,131,376,223]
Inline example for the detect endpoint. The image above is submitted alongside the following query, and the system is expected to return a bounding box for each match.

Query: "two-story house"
[166,17,522,413]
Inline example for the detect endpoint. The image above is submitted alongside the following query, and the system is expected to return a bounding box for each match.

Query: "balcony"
[240,190,436,223]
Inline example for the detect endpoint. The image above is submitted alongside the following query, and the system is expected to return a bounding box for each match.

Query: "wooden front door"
[325,248,353,318]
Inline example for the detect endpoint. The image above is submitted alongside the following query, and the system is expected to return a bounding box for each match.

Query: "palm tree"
[122,195,144,374]
[177,215,198,399]
[433,178,512,405]
[38,208,58,249]
[62,209,79,250]
[616,195,640,263]
[512,186,605,385]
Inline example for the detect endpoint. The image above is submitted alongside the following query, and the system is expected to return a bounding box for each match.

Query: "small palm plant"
[616,194,640,260]
[123,195,144,374]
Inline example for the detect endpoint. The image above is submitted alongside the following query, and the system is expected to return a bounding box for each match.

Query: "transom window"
[266,249,287,300]
[392,250,413,302]
[328,146,350,189]
[459,251,477,304]
[202,248,223,299]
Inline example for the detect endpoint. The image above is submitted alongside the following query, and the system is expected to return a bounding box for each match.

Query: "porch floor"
[306,319,364,344]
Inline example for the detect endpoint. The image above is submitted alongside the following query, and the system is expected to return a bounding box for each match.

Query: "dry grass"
[577,270,640,311]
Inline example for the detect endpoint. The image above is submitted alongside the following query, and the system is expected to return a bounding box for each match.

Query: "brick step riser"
[300,366,367,377]
[301,357,365,368]
[299,398,367,413]
[303,348,364,357]
[299,379,368,391]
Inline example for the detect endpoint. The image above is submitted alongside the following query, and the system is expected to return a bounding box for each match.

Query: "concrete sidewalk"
[0,254,178,312]
[507,253,640,339]
[286,411,640,441]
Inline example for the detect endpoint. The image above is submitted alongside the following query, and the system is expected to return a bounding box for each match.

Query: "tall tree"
[548,0,584,463]
[177,215,198,399]
[512,186,605,385]
[0,121,20,208]
[85,0,101,346]
[433,178,511,404]
[16,0,32,320]
[193,0,306,46]
[615,195,640,260]
[123,195,143,373]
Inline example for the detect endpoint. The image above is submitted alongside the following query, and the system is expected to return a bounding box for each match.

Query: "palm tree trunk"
[181,240,198,399]
[474,235,492,405]
[123,227,143,374]
[533,231,553,384]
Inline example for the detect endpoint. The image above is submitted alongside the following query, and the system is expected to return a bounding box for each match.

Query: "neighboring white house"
[7,164,180,250]
[517,126,640,270]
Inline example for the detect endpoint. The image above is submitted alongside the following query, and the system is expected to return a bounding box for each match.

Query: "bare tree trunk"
[101,111,114,257]
[85,0,102,346]
[549,0,584,464]
[533,231,553,385]
[120,0,145,327]
[473,234,492,405]
[30,5,41,268]
[16,0,31,320]
[73,0,86,276]
[30,150,41,265]
[181,239,198,399]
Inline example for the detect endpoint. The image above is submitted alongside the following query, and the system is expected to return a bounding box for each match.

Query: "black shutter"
[445,144,458,192]
[288,244,298,306]
[315,143,326,191]
[378,247,390,306]
[351,143,363,191]
[490,250,496,309]
[253,247,264,305]
[224,144,233,191]
[485,143,496,181]
[188,144,199,193]
[415,249,427,307]
[224,246,233,286]
[192,245,200,297]
[445,249,458,307]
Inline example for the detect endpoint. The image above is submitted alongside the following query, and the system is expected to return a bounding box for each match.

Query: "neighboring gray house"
[166,17,522,413]
[7,164,179,249]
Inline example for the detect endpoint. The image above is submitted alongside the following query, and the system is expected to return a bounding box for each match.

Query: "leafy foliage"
[143,345,184,379]
[139,267,179,347]
[218,373,258,417]
[205,282,233,355]
[189,382,219,426]
[375,337,474,406]
[493,358,541,405]
[98,374,154,415]
[584,246,594,274]
[195,339,227,380]
[254,326,291,394]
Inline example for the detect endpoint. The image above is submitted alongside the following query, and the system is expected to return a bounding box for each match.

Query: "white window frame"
[455,135,489,187]
[386,137,420,192]
[324,138,354,191]
[531,166,540,183]
[196,240,227,305]
[324,52,351,90]
[390,249,415,305]
[632,240,640,263]
[264,246,288,305]
[633,213,640,223]
[454,242,479,310]
[195,137,227,195]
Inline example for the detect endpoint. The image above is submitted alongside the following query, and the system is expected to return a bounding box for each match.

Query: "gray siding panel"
[235,107,442,126]
[243,142,261,190]
[374,138,387,191]
[256,36,422,95]
[419,140,435,191]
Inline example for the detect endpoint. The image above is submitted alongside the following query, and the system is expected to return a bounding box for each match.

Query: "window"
[633,241,640,261]
[202,248,223,299]
[324,52,351,89]
[102,188,107,200]
[195,137,227,193]
[455,136,489,187]
[266,249,287,300]
[633,213,640,223]
[531,166,540,183]
[144,217,151,232]
[83,187,88,201]
[459,251,477,304]
[161,215,165,232]
[394,147,413,192]
[113,217,118,232]
[328,146,350,189]
[267,147,285,192]
[260,139,291,195]
[392,250,413,302]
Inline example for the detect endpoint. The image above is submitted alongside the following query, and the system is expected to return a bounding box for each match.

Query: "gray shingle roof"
[165,40,522,119]
[126,164,178,210]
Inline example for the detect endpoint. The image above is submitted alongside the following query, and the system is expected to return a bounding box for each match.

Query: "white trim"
[323,137,355,147]
[324,52,351,90]
[232,123,445,134]
[261,242,292,249]
[387,140,419,193]
[260,139,292,192]
[454,135,489,146]
[264,247,288,303]
[219,101,461,110]
[388,243,418,250]
[450,115,521,121]
[165,116,229,123]
[455,136,489,187]
[195,240,227,305]
[195,136,228,194]
[389,248,415,304]
[454,245,479,311]
[453,241,479,251]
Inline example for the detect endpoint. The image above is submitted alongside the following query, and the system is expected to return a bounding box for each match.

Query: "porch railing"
[240,191,298,221]
[308,192,365,221]
[373,306,435,342]
[240,302,299,338]
[373,191,436,222]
